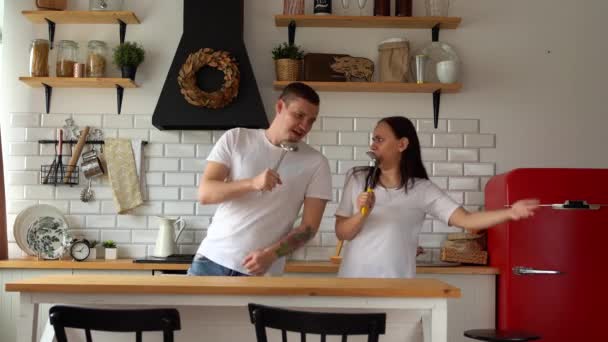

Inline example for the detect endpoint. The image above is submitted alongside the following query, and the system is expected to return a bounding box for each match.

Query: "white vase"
[105,248,117,260]
[87,248,97,261]
[436,60,459,83]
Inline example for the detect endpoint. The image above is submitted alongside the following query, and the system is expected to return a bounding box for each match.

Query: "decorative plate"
[13,204,69,258]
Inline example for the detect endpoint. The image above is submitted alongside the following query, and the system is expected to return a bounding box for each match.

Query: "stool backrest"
[248,303,386,342]
[49,305,180,342]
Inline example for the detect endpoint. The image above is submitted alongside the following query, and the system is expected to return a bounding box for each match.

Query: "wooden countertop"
[0,258,499,275]
[5,274,461,298]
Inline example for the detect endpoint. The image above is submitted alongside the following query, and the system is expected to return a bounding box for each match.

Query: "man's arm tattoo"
[275,225,314,257]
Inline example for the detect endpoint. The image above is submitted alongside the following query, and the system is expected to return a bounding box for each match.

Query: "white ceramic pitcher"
[153,216,186,257]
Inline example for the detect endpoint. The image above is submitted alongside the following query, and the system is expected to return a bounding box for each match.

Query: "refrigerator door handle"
[550,200,602,210]
[513,266,564,276]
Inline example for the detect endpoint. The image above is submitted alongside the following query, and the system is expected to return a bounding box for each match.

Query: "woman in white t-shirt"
[335,117,539,278]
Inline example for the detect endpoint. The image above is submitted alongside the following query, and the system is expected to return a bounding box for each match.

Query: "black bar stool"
[464,329,541,342]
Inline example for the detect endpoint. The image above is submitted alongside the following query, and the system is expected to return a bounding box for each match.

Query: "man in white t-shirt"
[188,82,333,276]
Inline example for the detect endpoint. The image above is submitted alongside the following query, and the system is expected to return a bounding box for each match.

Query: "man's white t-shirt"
[336,170,460,278]
[197,128,333,275]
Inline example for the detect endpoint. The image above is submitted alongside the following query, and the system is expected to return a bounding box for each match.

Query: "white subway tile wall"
[3,114,496,262]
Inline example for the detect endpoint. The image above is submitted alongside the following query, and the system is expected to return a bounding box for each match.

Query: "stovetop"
[133,254,195,264]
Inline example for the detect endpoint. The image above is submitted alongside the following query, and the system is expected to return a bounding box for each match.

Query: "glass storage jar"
[86,40,108,78]
[89,0,124,11]
[56,40,79,77]
[29,39,50,77]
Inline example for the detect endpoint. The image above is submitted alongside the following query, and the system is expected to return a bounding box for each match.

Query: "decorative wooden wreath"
[177,48,240,109]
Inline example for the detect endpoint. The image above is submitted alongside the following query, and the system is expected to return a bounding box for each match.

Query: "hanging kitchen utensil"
[80,149,104,179]
[80,178,95,203]
[64,126,89,183]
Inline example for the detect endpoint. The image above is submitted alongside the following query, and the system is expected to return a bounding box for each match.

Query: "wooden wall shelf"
[19,77,137,88]
[273,81,461,93]
[275,14,464,127]
[275,81,461,127]
[22,10,140,24]
[275,15,461,29]
[19,77,138,114]
[22,10,140,47]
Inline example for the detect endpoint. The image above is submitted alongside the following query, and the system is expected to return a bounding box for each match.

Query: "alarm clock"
[70,239,91,262]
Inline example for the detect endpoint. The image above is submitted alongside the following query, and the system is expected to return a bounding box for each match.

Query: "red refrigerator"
[486,168,606,342]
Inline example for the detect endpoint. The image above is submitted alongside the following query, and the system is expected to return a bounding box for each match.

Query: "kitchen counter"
[0,258,499,274]
[6,274,461,297]
[6,274,459,342]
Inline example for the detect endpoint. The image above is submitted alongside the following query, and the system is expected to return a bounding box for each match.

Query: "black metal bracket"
[45,18,56,49]
[432,23,440,42]
[118,19,127,44]
[288,20,296,46]
[39,140,148,145]
[116,85,125,114]
[433,89,441,128]
[43,83,52,114]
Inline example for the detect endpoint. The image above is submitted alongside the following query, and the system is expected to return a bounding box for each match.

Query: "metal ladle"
[272,141,299,171]
[360,151,379,216]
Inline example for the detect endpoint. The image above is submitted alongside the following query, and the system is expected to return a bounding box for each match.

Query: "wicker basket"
[440,247,488,265]
[440,232,488,265]
[275,59,302,81]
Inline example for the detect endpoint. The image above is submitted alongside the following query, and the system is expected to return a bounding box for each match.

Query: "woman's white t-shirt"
[336,170,460,278]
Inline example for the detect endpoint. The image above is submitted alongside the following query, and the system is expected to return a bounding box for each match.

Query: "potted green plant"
[87,240,98,261]
[112,41,145,81]
[272,42,304,81]
[102,240,118,260]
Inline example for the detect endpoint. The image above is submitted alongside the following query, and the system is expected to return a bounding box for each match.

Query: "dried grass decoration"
[178,48,240,109]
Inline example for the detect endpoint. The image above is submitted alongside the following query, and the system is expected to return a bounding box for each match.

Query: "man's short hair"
[279,82,320,106]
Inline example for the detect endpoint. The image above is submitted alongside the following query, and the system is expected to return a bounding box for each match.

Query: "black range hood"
[152,0,268,130]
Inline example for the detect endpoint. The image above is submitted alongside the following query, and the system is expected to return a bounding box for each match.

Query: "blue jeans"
[187,256,249,276]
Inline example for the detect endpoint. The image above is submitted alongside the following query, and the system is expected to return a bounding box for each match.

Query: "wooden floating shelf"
[22,10,140,24]
[273,81,461,93]
[275,15,461,29]
[19,77,138,89]
[19,77,137,114]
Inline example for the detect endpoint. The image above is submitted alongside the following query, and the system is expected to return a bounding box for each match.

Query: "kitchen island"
[6,274,460,342]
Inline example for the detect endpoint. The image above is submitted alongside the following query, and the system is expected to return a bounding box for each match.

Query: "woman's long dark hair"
[348,116,428,193]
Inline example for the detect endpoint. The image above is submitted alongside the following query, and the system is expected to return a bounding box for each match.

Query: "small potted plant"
[113,41,145,81]
[103,240,118,260]
[87,240,98,261]
[272,42,304,81]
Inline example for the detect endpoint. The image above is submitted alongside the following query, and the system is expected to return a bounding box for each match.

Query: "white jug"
[153,216,186,257]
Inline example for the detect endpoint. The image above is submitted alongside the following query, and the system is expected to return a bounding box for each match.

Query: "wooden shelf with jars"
[273,81,461,93]
[19,77,137,88]
[21,11,142,114]
[19,77,138,114]
[274,14,463,128]
[275,15,461,30]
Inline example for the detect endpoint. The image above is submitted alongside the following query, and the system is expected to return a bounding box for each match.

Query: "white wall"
[1,0,607,259]
[3,0,607,171]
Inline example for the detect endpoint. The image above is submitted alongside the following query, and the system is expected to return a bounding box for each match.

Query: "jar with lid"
[56,40,79,77]
[29,39,50,77]
[86,40,108,78]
